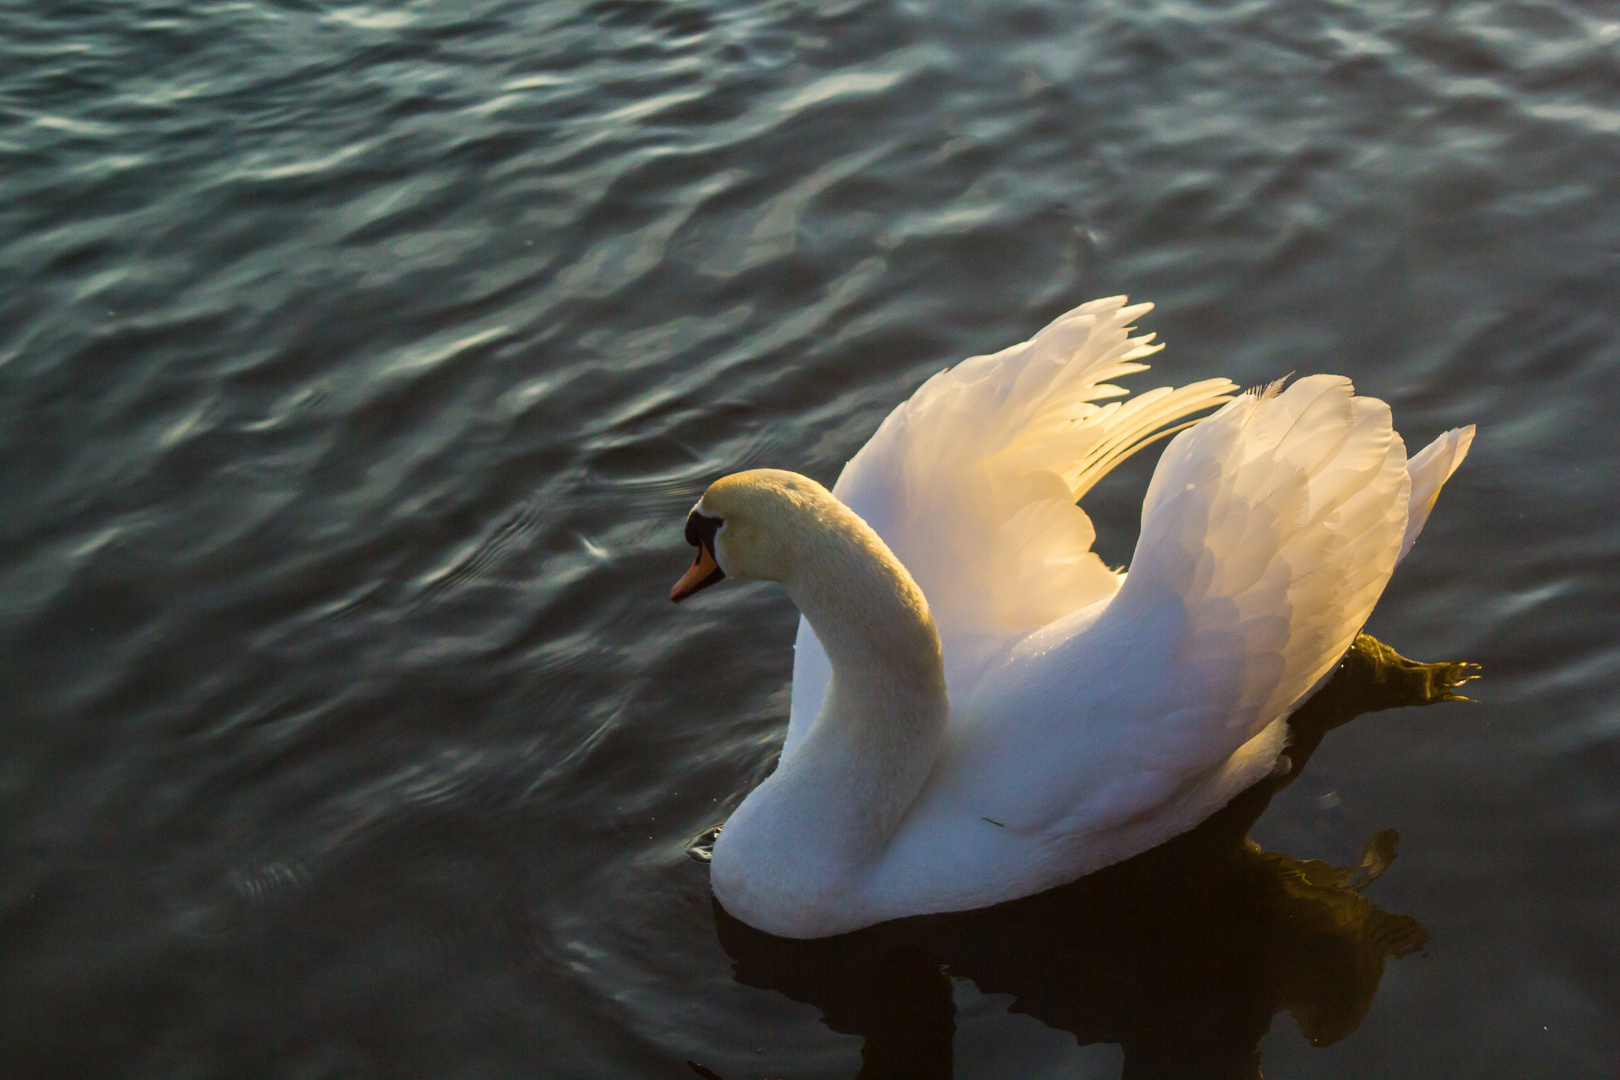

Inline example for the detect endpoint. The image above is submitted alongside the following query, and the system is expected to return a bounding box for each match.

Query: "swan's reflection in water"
[691,636,1474,1080]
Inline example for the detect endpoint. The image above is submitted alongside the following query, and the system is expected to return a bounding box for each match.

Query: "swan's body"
[676,297,1473,939]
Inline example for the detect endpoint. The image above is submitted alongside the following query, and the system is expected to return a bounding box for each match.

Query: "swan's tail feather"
[1398,426,1474,563]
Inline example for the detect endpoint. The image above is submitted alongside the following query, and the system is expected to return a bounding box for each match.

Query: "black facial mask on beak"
[671,509,725,602]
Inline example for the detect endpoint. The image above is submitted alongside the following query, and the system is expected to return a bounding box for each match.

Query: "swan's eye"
[685,509,723,553]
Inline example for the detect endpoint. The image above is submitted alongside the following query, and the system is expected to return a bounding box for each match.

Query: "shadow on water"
[687,636,1475,1080]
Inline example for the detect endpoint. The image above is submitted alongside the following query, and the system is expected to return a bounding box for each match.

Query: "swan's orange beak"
[670,545,724,602]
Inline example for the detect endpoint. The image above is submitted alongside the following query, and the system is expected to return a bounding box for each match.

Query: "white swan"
[671,296,1473,939]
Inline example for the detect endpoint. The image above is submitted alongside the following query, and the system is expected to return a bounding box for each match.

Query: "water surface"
[2,1,1617,1076]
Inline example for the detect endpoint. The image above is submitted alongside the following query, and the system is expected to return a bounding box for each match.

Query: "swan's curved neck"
[775,511,949,852]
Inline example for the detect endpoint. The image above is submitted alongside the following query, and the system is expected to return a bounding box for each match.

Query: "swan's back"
[858,372,1473,919]
[784,298,1237,759]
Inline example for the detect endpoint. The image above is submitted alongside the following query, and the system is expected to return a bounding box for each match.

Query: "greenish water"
[2,1,1616,1076]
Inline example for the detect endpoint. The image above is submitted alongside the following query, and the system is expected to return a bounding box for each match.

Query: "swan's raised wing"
[785,298,1236,756]
[944,376,1474,842]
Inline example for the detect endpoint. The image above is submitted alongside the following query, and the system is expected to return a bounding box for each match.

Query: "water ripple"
[2,0,1618,1076]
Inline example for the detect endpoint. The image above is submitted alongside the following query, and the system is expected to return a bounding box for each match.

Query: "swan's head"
[670,469,943,700]
[669,469,839,602]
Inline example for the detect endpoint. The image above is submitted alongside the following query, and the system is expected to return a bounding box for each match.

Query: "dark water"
[2,1,1617,1077]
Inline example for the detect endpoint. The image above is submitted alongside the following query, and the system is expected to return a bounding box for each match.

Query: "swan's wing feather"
[835,300,1235,641]
[951,376,1472,838]
[786,298,1236,756]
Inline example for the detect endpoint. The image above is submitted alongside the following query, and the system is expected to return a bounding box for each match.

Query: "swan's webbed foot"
[1233,635,1480,829]
[1340,634,1480,708]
